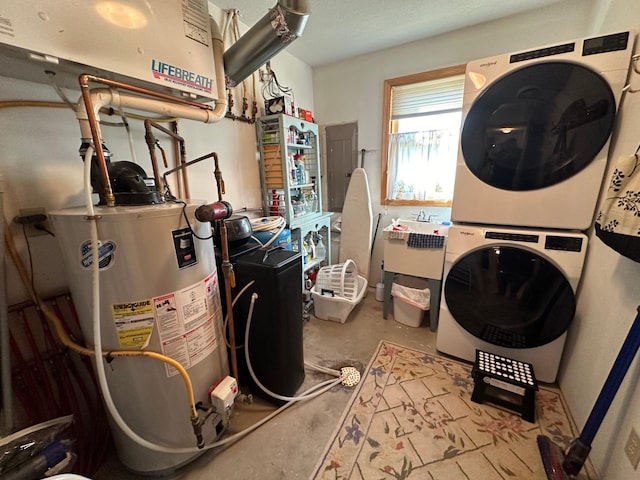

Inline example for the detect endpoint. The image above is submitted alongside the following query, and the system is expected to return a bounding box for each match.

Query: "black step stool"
[471,350,538,423]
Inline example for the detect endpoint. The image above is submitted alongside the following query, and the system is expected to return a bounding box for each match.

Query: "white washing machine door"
[444,245,576,348]
[461,61,615,191]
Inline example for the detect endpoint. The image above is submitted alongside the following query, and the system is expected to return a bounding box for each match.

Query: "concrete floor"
[94,288,438,480]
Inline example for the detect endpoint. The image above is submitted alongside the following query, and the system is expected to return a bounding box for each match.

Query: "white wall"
[0,3,314,307]
[559,3,640,478]
[313,0,640,477]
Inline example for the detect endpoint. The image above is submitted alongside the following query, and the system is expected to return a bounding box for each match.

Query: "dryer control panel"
[509,31,630,64]
[583,31,630,56]
[545,235,584,252]
[483,230,584,252]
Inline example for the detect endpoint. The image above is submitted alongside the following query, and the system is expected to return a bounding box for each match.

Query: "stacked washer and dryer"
[436,31,634,382]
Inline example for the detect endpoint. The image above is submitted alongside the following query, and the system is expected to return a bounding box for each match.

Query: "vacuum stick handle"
[562,306,640,476]
[579,306,640,445]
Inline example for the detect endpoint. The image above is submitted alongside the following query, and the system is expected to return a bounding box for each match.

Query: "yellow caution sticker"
[111,299,154,348]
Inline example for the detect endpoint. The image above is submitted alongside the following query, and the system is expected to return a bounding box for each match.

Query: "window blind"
[391,74,465,119]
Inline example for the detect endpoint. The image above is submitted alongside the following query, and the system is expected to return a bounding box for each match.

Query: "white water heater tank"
[49,203,229,474]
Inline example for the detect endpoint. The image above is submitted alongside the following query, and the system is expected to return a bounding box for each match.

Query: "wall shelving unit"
[256,113,331,273]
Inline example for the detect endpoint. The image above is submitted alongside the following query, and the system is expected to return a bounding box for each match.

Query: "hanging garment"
[595,153,640,262]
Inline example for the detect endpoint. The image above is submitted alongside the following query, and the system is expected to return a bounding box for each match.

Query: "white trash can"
[391,275,430,327]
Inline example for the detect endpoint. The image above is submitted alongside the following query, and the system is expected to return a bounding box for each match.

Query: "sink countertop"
[384,219,450,236]
[383,219,448,280]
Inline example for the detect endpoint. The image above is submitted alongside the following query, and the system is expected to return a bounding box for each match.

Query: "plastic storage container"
[311,275,367,323]
[314,259,358,300]
[391,274,430,327]
[251,228,292,249]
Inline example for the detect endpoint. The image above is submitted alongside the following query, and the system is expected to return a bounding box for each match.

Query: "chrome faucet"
[417,209,437,222]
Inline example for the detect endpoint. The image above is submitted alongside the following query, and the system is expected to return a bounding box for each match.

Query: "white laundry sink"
[394,219,450,236]
[383,220,448,280]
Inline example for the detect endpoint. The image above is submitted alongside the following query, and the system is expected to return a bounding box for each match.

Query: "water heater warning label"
[155,270,221,377]
[111,300,154,348]
[111,271,221,377]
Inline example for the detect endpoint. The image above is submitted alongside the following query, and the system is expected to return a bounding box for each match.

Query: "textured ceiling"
[211,0,568,67]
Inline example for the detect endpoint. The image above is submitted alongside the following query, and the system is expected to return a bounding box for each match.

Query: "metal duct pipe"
[224,0,309,87]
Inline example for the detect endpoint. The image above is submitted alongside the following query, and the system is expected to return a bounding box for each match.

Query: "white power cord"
[244,292,360,402]
[226,281,346,379]
[223,280,255,349]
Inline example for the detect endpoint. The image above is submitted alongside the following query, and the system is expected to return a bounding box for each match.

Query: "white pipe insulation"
[75,87,226,140]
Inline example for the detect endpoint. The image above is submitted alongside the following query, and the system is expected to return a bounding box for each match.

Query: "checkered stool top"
[473,350,538,389]
[471,349,539,423]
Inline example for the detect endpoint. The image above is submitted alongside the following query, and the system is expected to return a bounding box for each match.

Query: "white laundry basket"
[314,259,358,301]
[311,275,367,323]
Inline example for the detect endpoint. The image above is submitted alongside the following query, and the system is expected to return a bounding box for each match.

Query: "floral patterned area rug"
[310,341,594,480]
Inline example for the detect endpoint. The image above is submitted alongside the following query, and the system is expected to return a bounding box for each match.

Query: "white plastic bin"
[311,275,367,323]
[391,274,430,327]
[315,259,358,301]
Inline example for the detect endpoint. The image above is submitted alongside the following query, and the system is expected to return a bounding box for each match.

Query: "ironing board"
[338,168,373,279]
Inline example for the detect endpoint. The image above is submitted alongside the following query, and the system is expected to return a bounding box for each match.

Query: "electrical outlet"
[15,207,51,237]
[625,427,640,469]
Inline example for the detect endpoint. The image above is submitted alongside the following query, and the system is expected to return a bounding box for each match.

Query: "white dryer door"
[461,61,615,191]
[443,245,575,348]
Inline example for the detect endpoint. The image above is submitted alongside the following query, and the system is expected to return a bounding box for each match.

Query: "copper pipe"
[146,119,185,141]
[170,122,184,198]
[143,119,190,199]
[161,151,216,199]
[80,74,217,112]
[78,74,217,206]
[158,143,169,169]
[143,119,163,193]
[213,153,225,201]
[162,152,215,179]
[220,222,238,382]
[79,79,114,206]
[210,157,237,381]
[178,124,190,199]
[146,119,190,197]
[242,96,249,118]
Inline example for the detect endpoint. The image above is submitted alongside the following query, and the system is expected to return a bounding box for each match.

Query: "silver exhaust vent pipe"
[223,0,309,87]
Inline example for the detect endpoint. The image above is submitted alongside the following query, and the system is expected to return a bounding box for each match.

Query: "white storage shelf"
[257,114,322,227]
[256,113,331,275]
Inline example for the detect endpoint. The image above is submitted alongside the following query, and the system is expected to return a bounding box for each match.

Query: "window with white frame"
[381,65,465,206]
